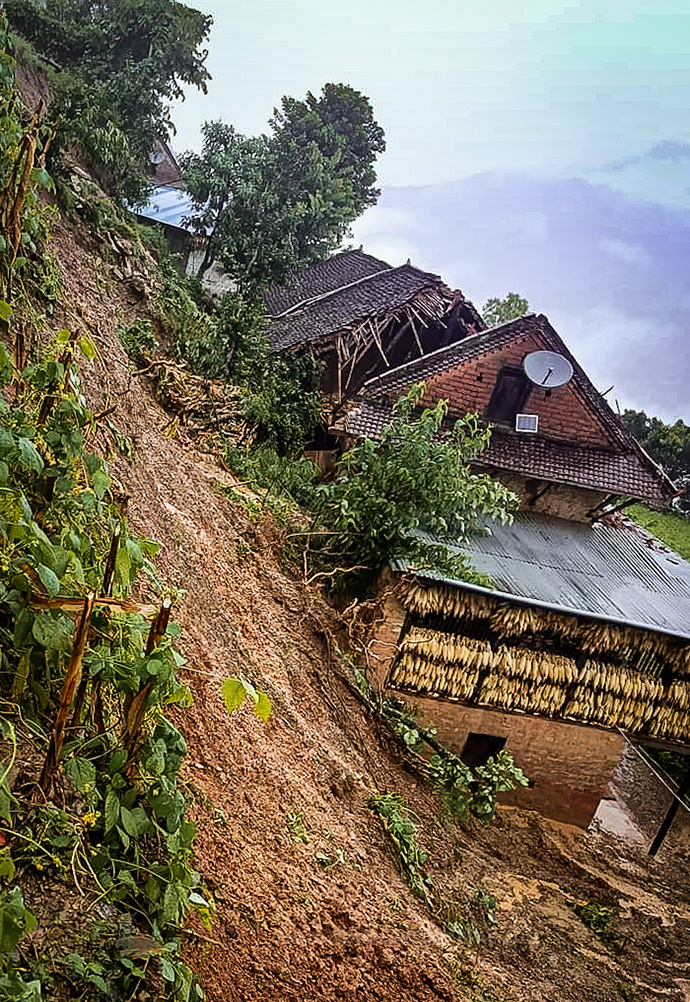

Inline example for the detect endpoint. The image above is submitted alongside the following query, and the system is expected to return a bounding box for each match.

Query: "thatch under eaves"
[386,513,690,746]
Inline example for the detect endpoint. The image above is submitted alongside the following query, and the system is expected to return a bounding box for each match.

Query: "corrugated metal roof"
[136,185,209,234]
[394,513,690,640]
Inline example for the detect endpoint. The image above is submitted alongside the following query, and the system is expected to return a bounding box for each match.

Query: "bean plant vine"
[0,31,269,1000]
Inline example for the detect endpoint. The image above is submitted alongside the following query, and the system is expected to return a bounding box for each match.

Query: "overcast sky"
[172,0,690,185]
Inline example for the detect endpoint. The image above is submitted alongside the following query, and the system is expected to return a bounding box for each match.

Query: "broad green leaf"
[32,613,73,652]
[0,301,12,323]
[37,563,60,598]
[160,956,176,982]
[55,328,71,344]
[78,336,96,360]
[108,748,128,776]
[65,757,96,794]
[104,788,120,833]
[18,438,43,474]
[13,608,33,648]
[0,426,14,455]
[120,806,139,839]
[0,848,15,882]
[91,468,110,499]
[255,690,271,723]
[220,677,247,715]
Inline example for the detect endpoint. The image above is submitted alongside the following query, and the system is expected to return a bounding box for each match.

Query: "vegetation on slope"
[626,503,690,561]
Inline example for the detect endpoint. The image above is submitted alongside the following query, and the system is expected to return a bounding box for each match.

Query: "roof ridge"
[270,262,444,320]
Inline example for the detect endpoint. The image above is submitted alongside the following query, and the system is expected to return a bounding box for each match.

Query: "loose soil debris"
[32,207,690,1002]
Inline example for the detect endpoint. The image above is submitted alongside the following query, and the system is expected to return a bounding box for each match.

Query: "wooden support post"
[71,525,120,728]
[101,523,121,597]
[121,600,173,762]
[40,593,96,794]
[648,763,690,857]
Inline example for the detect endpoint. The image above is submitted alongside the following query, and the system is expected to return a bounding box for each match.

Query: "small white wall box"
[515,413,539,433]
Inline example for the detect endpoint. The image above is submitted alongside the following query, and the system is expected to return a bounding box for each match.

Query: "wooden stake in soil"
[71,525,121,728]
[40,592,96,794]
[122,599,172,763]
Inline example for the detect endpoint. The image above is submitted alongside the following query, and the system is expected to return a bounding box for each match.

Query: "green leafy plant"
[221,675,271,723]
[0,327,210,999]
[182,84,385,290]
[428,749,528,827]
[0,15,54,304]
[6,0,212,200]
[117,318,159,367]
[368,792,433,903]
[304,383,517,592]
[286,811,309,844]
[481,292,529,327]
[572,899,626,953]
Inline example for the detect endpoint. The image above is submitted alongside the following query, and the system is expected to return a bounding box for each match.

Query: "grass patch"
[626,504,690,561]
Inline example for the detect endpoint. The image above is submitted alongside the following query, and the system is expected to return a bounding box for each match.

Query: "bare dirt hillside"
[47,208,690,1002]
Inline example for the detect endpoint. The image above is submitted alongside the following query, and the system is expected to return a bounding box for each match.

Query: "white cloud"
[598,238,651,268]
[549,305,688,421]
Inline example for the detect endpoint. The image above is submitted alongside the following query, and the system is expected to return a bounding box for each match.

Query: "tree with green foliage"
[6,0,212,199]
[482,292,529,327]
[305,384,517,591]
[243,354,324,456]
[621,409,690,482]
[181,83,385,291]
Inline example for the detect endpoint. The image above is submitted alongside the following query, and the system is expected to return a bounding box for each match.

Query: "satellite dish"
[523,350,573,388]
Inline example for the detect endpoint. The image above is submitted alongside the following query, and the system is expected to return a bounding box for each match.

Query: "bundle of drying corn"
[666,645,690,676]
[579,619,668,658]
[401,583,492,621]
[491,646,578,685]
[389,652,480,700]
[400,630,494,670]
[578,661,663,701]
[477,674,565,714]
[666,680,690,712]
[563,687,657,732]
[647,705,690,743]
[489,604,542,637]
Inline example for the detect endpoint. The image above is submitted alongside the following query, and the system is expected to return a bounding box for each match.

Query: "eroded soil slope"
[47,210,690,1002]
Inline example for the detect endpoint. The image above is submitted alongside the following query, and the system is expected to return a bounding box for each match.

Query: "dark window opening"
[460,732,506,769]
[486,366,531,424]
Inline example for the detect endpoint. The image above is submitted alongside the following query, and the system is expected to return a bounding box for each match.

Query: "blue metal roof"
[136,185,209,234]
[394,514,690,641]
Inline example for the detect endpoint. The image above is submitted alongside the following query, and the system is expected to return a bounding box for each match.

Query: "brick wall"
[422,332,614,449]
[367,582,625,826]
[399,697,625,827]
[495,472,607,523]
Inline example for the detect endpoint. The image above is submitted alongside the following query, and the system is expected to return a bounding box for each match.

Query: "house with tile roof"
[343,311,688,829]
[339,312,674,520]
[265,249,483,409]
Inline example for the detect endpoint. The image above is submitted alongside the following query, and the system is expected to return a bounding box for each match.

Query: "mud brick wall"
[495,472,607,523]
[422,332,613,449]
[400,698,625,828]
[368,584,625,826]
[368,577,407,688]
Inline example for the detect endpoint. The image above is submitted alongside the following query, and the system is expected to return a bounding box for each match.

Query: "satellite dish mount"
[523,350,573,389]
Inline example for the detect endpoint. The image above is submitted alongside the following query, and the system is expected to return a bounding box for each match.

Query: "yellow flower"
[81,811,99,828]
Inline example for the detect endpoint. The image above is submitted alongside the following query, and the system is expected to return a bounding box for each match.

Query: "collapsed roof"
[264,251,484,401]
